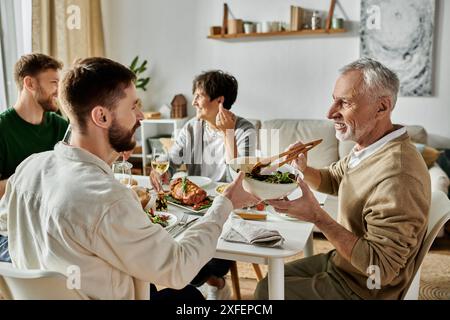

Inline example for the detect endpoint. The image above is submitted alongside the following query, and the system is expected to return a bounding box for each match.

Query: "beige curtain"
[32,0,105,68]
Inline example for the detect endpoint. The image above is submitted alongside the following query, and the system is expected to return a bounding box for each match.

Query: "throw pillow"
[414,143,442,168]
[437,149,450,197]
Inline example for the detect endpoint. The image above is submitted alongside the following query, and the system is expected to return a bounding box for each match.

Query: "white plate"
[166,198,212,214]
[131,175,152,188]
[148,212,178,228]
[113,174,153,189]
[171,176,212,188]
[266,205,299,221]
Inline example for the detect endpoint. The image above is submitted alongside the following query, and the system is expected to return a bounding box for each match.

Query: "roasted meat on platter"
[170,177,207,205]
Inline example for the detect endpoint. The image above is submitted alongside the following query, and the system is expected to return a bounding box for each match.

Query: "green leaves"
[247,171,296,184]
[129,56,150,91]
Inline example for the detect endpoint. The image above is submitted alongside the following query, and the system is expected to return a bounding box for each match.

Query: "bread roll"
[131,186,150,209]
[119,178,138,186]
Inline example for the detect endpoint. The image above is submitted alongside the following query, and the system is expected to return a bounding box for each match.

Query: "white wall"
[102,0,450,139]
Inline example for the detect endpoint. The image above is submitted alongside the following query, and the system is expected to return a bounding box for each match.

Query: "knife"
[171,217,199,238]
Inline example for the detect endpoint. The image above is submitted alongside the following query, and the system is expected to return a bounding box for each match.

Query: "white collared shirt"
[4,142,233,300]
[348,126,407,169]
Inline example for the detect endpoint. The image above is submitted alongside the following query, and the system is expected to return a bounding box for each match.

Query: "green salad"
[245,170,296,184]
[144,209,170,228]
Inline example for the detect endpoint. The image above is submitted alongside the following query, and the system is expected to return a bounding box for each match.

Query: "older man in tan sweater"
[255,58,431,300]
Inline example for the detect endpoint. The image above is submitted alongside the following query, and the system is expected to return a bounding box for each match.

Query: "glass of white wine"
[112,158,133,187]
[151,144,170,187]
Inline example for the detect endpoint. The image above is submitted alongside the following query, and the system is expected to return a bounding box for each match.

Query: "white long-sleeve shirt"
[4,142,233,299]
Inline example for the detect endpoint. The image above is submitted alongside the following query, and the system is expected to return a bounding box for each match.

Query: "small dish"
[215,183,230,196]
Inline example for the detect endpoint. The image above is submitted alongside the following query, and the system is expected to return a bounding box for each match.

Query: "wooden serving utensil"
[251,139,323,175]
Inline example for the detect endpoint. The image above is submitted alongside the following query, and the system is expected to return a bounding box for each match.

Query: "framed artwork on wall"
[360,0,436,97]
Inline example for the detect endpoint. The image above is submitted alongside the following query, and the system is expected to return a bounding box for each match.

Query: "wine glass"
[112,158,133,187]
[151,142,170,188]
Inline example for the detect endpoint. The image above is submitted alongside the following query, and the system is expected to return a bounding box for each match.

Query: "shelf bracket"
[222,3,229,36]
[325,0,337,32]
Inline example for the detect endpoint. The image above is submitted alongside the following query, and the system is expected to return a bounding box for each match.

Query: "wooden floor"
[225,276,258,300]
[225,233,450,300]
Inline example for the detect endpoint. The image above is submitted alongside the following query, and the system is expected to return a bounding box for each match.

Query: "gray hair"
[339,57,400,108]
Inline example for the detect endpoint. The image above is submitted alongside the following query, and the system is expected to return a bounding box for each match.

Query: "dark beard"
[108,118,141,153]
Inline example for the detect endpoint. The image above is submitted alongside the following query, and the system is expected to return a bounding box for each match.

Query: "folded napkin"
[222,214,285,247]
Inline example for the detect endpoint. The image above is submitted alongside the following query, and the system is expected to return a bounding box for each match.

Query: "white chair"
[402,191,450,300]
[0,262,88,300]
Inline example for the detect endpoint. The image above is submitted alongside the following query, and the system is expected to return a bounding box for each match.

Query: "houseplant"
[129,56,150,91]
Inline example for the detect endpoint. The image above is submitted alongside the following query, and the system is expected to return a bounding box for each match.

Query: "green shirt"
[0,108,69,179]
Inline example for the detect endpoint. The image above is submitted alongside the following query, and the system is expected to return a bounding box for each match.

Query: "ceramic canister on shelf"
[331,17,344,29]
[243,22,254,34]
[271,21,281,32]
[311,11,321,30]
[262,21,271,33]
[228,19,244,34]
[255,22,262,33]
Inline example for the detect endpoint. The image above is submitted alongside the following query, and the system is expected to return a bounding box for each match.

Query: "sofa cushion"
[247,119,262,151]
[428,134,450,150]
[260,119,339,168]
[404,125,428,144]
[338,141,356,159]
[414,143,442,168]
[429,164,450,195]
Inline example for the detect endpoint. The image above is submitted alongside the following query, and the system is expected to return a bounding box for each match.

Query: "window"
[0,0,31,111]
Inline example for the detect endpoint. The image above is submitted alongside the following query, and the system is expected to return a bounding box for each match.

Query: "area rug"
[235,237,450,300]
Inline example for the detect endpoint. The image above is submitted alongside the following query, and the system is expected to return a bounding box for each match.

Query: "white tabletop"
[133,174,317,259]
[133,174,320,299]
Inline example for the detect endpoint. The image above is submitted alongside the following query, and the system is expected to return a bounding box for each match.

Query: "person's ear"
[91,106,112,128]
[376,96,392,119]
[217,96,224,105]
[23,76,36,92]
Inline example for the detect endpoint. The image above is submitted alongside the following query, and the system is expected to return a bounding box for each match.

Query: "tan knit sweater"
[318,133,431,299]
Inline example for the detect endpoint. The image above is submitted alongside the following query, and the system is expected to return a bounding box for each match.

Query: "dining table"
[131,174,330,300]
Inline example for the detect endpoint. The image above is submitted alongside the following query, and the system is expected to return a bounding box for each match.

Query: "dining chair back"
[0,262,88,300]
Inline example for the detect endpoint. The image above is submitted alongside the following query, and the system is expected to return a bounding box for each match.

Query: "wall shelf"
[208,28,346,40]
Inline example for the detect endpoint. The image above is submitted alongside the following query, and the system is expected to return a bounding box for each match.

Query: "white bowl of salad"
[229,156,302,200]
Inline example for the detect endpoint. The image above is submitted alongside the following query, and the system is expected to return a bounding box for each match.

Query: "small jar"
[311,11,321,30]
[331,17,344,29]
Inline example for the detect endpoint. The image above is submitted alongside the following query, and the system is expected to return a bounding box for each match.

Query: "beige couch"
[254,119,450,235]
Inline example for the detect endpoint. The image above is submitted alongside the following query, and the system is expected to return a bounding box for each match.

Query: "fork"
[168,213,188,236]
[171,217,199,238]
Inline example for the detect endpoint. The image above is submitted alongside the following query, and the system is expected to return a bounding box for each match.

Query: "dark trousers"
[0,235,11,263]
[190,258,232,287]
[150,283,204,301]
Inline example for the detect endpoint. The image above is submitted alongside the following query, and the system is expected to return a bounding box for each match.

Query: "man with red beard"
[1,57,259,300]
[0,54,68,199]
[0,54,68,263]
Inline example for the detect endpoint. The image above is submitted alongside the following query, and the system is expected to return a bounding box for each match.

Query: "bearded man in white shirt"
[2,57,259,300]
